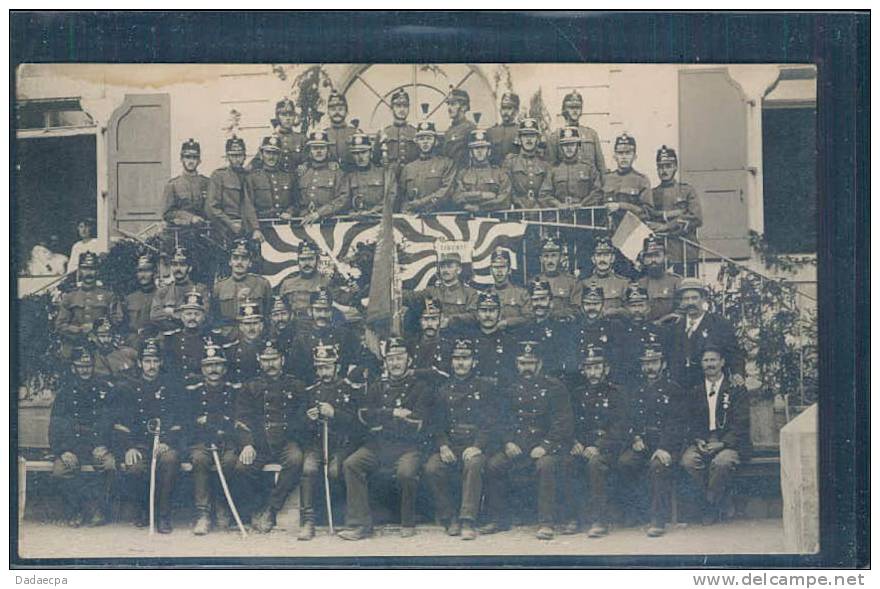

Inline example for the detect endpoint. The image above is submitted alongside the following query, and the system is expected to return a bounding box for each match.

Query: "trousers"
[125,447,180,519]
[51,448,117,515]
[424,449,486,522]
[617,447,676,526]
[189,444,239,514]
[300,448,345,524]
[483,451,559,526]
[234,441,304,514]
[560,451,613,524]
[681,445,740,508]
[343,443,421,528]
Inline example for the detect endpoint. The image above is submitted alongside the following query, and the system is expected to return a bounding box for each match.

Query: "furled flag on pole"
[612,211,654,262]
[365,179,398,336]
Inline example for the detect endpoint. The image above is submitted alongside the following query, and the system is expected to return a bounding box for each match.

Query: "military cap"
[593,236,615,255]
[79,252,98,269]
[562,90,584,107]
[270,295,289,315]
[201,340,227,365]
[348,132,373,152]
[140,338,162,360]
[490,246,511,266]
[516,340,541,360]
[518,118,541,135]
[477,291,501,309]
[558,126,581,145]
[642,234,665,254]
[437,251,462,264]
[500,92,520,109]
[229,237,252,258]
[582,344,606,365]
[313,341,340,364]
[258,340,282,360]
[451,338,475,358]
[237,298,263,322]
[179,288,206,311]
[170,246,190,264]
[656,145,678,164]
[93,316,113,333]
[225,136,246,154]
[260,135,283,152]
[298,240,319,257]
[614,132,637,152]
[421,296,442,318]
[468,129,491,148]
[310,287,333,308]
[71,346,95,366]
[327,90,347,108]
[676,277,709,296]
[529,278,552,298]
[541,236,562,253]
[581,282,605,302]
[136,254,156,270]
[275,98,296,114]
[623,283,649,304]
[180,138,201,156]
[415,121,438,137]
[640,342,665,361]
[390,89,410,105]
[305,130,330,147]
[446,88,471,108]
[701,341,726,359]
[383,336,410,358]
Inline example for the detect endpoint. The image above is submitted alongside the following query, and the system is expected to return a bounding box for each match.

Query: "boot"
[67,511,84,528]
[445,518,461,537]
[193,512,211,536]
[133,507,149,528]
[297,521,315,541]
[478,521,509,535]
[252,507,277,533]
[400,526,416,538]
[646,524,666,537]
[535,525,555,540]
[157,515,173,534]
[338,526,372,541]
[461,520,477,541]
[560,520,579,535]
[86,508,107,528]
[587,523,609,538]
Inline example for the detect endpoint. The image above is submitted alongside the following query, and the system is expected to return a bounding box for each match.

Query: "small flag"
[612,211,654,262]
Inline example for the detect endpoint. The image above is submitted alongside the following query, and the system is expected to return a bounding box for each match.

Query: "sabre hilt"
[147,417,162,435]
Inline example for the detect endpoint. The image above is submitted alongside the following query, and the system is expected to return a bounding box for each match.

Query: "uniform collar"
[393,120,409,128]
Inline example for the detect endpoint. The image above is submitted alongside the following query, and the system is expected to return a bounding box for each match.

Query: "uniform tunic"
[206,166,259,238]
[625,375,686,453]
[547,124,607,181]
[581,272,630,316]
[185,380,240,446]
[149,280,211,331]
[295,161,344,217]
[357,372,432,449]
[612,317,671,389]
[378,122,418,171]
[225,337,266,385]
[92,344,138,380]
[442,119,476,168]
[453,324,517,386]
[512,318,573,378]
[248,166,297,218]
[638,271,683,321]
[288,320,377,384]
[163,172,210,225]
[566,316,616,378]
[123,287,156,338]
[212,273,273,324]
[421,281,479,327]
[116,374,189,453]
[452,163,512,212]
[162,326,226,383]
[602,168,654,222]
[277,272,331,318]
[336,164,397,215]
[398,155,456,212]
[249,127,306,174]
[487,123,519,166]
[325,123,357,171]
[407,333,453,381]
[503,152,550,209]
[50,375,117,457]
[535,271,582,320]
[500,374,573,454]
[236,373,309,452]
[649,181,703,265]
[303,378,362,453]
[486,281,530,328]
[539,160,603,207]
[55,286,123,344]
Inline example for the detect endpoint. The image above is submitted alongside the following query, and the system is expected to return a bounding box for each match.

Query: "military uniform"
[55,264,123,353]
[123,287,156,342]
[567,315,616,381]
[639,271,682,322]
[149,278,211,331]
[541,157,603,208]
[603,168,653,219]
[422,279,479,328]
[650,146,703,269]
[455,322,517,386]
[487,122,519,167]
[249,102,306,174]
[583,272,628,316]
[206,137,260,240]
[399,123,456,213]
[163,173,210,226]
[249,137,298,218]
[504,153,550,210]
[92,341,138,380]
[379,122,418,172]
[442,116,477,169]
[162,326,225,384]
[295,145,345,217]
[452,129,512,212]
[408,332,453,381]
[612,315,671,390]
[487,281,530,329]
[325,124,357,171]
[289,319,369,383]
[534,271,581,321]
[213,274,272,326]
[337,138,397,215]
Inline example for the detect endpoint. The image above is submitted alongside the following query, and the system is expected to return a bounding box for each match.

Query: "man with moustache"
[514,278,572,379]
[297,130,346,222]
[442,88,477,168]
[613,284,670,391]
[484,247,529,330]
[206,136,263,244]
[540,127,604,208]
[487,92,521,166]
[324,90,357,171]
[335,132,398,216]
[503,118,550,209]
[55,252,123,356]
[248,136,298,220]
[249,98,306,174]
[581,236,630,318]
[278,240,331,319]
[149,247,211,332]
[454,292,517,387]
[123,254,158,344]
[376,89,419,176]
[420,251,479,329]
[225,299,269,386]
[566,283,617,383]
[399,120,457,214]
[407,296,453,382]
[267,295,296,354]
[546,90,607,181]
[89,317,138,380]
[452,129,512,212]
[162,289,225,384]
[534,236,581,321]
[637,235,682,323]
[213,238,272,328]
[163,139,210,227]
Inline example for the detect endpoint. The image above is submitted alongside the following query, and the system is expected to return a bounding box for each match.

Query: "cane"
[322,417,335,535]
[146,418,161,536]
[208,442,248,538]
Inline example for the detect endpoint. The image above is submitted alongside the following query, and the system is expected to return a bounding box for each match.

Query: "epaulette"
[163,328,182,337]
[185,382,203,391]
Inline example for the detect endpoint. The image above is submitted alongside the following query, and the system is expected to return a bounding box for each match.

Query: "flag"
[365,181,397,334]
[612,211,654,262]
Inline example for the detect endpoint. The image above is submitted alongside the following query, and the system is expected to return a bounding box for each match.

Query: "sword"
[321,416,335,535]
[146,418,161,536]
[207,442,248,538]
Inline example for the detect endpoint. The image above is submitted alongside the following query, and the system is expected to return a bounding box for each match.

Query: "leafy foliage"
[16,293,62,401]
[288,65,335,134]
[492,64,513,97]
[528,88,553,135]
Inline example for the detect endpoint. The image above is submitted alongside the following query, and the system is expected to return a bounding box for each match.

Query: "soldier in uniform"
[324,90,357,171]
[90,317,138,379]
[603,133,654,226]
[481,341,574,540]
[55,252,123,356]
[582,236,629,318]
[206,136,263,244]
[149,246,211,332]
[376,89,418,176]
[249,136,298,220]
[163,139,210,227]
[123,254,158,345]
[638,235,682,323]
[297,131,346,223]
[452,128,512,212]
[616,342,686,537]
[234,340,309,533]
[560,345,626,537]
[539,127,604,208]
[226,299,268,385]
[454,292,516,386]
[49,346,118,527]
[117,339,186,533]
[299,342,364,541]
[335,132,398,216]
[420,251,479,328]
[162,289,222,384]
[613,284,671,391]
[515,278,573,378]
[424,338,497,540]
[487,92,521,166]
[249,98,306,173]
[407,296,453,382]
[546,90,607,181]
[680,345,752,525]
[339,337,432,540]
[648,146,703,275]
[398,121,456,214]
[503,118,550,209]
[442,88,477,168]
[186,340,241,535]
[278,240,331,318]
[566,283,617,384]
[534,236,581,321]
[267,295,296,353]
[213,237,273,328]
[485,247,530,330]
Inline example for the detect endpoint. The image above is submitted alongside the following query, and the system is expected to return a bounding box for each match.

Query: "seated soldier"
[186,340,241,536]
[163,139,210,227]
[637,235,682,323]
[49,346,119,527]
[680,345,751,526]
[334,132,397,216]
[233,341,309,533]
[452,128,512,212]
[278,240,330,319]
[502,118,549,209]
[399,121,456,214]
[339,337,432,541]
[90,317,138,379]
[485,247,530,330]
[212,237,272,332]
[249,136,298,220]
[534,236,581,321]
[480,341,574,540]
[424,338,498,541]
[538,127,603,208]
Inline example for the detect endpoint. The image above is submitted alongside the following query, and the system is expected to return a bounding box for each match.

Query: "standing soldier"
[163,139,210,227]
[399,121,456,214]
[267,295,296,353]
[335,133,398,216]
[534,236,581,320]
[481,341,574,540]
[638,235,682,323]
[186,340,241,536]
[206,136,263,244]
[613,284,670,391]
[278,240,331,318]
[454,292,516,387]
[603,133,653,226]
[485,247,530,330]
[324,90,356,171]
[339,337,432,540]
[55,252,123,356]
[49,346,118,527]
[617,342,686,537]
[377,89,418,176]
[249,136,298,220]
[503,118,550,209]
[547,90,607,181]
[420,251,479,328]
[297,131,345,223]
[407,297,453,382]
[452,129,512,212]
[117,339,187,533]
[442,88,476,168]
[234,341,309,533]
[123,254,158,345]
[162,289,222,384]
[561,345,625,537]
[213,238,273,328]
[226,299,268,386]
[487,92,520,166]
[648,146,703,276]
[515,278,573,378]
[299,342,364,541]
[90,317,138,379]
[249,98,306,174]
[539,127,603,208]
[149,246,211,331]
[567,283,617,383]
[424,338,497,540]
[581,236,629,318]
